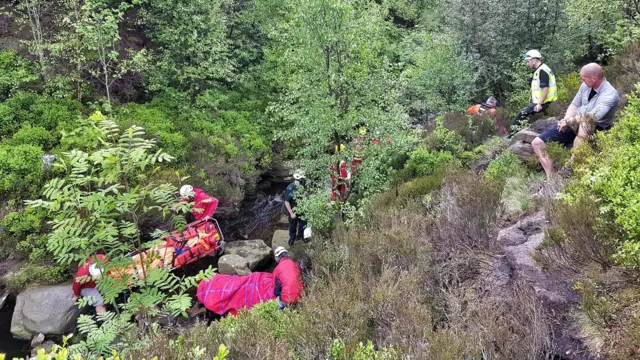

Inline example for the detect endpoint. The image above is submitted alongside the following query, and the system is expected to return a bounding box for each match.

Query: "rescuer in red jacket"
[180,185,219,221]
[273,247,303,310]
[72,254,107,314]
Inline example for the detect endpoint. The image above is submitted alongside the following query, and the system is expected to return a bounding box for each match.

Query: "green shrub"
[398,169,445,199]
[566,86,640,269]
[0,144,45,199]
[4,263,67,293]
[0,50,37,100]
[0,92,81,137]
[6,125,57,150]
[427,119,466,154]
[406,146,453,177]
[485,151,527,182]
[0,207,49,260]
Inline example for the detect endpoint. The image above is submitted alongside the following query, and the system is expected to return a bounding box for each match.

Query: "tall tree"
[139,0,234,95]
[261,0,413,195]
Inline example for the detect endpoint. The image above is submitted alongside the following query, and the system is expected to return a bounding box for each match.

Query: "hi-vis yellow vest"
[531,64,557,104]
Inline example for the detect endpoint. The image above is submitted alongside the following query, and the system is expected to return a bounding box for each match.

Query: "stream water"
[0,296,30,359]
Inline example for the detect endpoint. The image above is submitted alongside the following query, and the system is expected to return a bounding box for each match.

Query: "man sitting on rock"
[72,255,107,314]
[531,63,620,180]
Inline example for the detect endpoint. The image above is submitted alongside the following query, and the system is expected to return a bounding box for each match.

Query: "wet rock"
[0,289,9,310]
[277,215,289,225]
[11,283,80,340]
[515,129,540,143]
[218,254,251,276]
[271,230,291,252]
[497,212,548,247]
[529,117,559,133]
[30,333,45,347]
[31,340,56,357]
[223,240,272,270]
[509,140,535,161]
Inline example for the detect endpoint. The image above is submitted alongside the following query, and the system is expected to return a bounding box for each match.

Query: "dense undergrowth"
[0,0,640,358]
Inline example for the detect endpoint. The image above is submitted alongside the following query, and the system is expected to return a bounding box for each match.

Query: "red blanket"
[197,272,276,316]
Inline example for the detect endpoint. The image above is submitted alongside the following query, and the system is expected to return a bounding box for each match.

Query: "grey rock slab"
[509,140,535,161]
[497,212,548,247]
[11,283,80,340]
[223,240,272,270]
[218,254,251,276]
[515,129,540,143]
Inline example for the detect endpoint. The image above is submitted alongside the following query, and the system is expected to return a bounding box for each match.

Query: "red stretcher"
[111,217,225,283]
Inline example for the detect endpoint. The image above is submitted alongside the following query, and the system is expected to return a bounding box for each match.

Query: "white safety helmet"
[293,169,305,180]
[180,184,194,198]
[523,49,542,60]
[274,246,288,259]
[89,263,103,279]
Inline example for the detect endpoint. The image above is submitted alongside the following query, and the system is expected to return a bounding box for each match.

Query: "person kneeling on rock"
[273,247,303,311]
[72,255,107,314]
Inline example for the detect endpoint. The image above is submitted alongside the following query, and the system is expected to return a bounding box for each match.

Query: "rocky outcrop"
[497,212,547,247]
[218,254,251,276]
[223,240,272,270]
[509,117,559,161]
[11,283,80,340]
[485,211,587,359]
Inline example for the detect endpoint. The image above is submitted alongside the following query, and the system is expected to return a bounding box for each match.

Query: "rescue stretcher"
[111,217,225,284]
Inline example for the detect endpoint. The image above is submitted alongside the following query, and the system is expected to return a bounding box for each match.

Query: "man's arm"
[535,87,549,112]
[285,201,296,219]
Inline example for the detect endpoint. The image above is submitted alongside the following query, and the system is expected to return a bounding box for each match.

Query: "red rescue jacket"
[273,258,303,304]
[188,188,219,220]
[72,254,105,297]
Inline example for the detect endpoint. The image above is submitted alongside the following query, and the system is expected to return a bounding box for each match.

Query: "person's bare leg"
[96,305,107,314]
[532,137,554,180]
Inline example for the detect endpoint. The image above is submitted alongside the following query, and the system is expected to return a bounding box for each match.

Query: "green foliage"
[406,146,453,177]
[295,191,337,234]
[427,119,466,154]
[6,125,57,150]
[485,152,527,182]
[0,207,49,260]
[331,339,398,360]
[400,33,477,113]
[565,86,640,269]
[5,263,67,293]
[0,51,37,100]
[139,0,234,94]
[262,0,414,209]
[26,114,215,357]
[0,92,82,137]
[0,143,45,199]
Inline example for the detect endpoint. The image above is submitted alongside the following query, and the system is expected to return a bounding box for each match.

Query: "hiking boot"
[288,238,295,246]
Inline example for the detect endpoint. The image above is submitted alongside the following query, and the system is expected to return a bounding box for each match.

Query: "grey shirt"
[571,79,620,129]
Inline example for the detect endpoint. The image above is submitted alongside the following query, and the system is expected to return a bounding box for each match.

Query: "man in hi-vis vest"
[511,50,557,132]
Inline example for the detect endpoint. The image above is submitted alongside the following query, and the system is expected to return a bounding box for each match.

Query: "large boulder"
[11,283,80,340]
[509,140,535,161]
[223,240,272,270]
[515,129,540,144]
[218,254,251,276]
[529,117,559,133]
[271,230,290,252]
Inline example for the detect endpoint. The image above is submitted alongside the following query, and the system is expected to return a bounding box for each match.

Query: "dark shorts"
[538,124,577,146]
[539,123,611,146]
